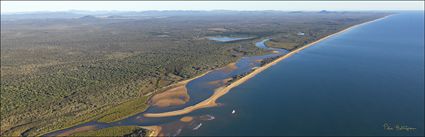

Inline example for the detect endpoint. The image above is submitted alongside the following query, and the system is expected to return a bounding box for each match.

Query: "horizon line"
[2,9,423,15]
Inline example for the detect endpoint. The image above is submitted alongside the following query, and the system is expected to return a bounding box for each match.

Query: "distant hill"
[1,10,370,21]
[78,15,99,20]
[319,10,331,14]
[106,15,128,19]
[1,12,84,20]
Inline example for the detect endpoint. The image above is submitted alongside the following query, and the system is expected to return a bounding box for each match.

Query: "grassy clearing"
[35,110,105,136]
[265,40,298,51]
[71,126,143,136]
[2,96,151,136]
[96,96,149,123]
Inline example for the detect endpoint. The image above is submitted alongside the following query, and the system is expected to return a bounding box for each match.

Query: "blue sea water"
[180,12,424,136]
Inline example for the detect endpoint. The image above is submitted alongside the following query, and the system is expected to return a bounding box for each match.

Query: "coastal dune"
[143,16,390,118]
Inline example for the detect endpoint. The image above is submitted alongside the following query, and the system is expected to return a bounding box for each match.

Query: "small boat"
[205,115,215,120]
[174,128,182,136]
[232,110,236,114]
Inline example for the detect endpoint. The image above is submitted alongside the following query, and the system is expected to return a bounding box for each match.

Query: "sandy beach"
[141,126,162,137]
[143,16,390,118]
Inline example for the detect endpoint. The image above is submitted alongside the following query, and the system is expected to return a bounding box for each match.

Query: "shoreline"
[143,15,390,118]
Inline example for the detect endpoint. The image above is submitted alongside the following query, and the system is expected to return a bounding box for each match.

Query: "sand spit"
[143,16,389,118]
[180,116,194,122]
[207,77,233,86]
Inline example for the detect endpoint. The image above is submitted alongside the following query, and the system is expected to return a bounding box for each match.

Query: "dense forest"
[0,11,389,136]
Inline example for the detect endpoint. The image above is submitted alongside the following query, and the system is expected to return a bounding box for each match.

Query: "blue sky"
[1,1,424,13]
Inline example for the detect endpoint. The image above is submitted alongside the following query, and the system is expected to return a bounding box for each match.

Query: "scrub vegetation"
[71,126,146,137]
[0,11,389,136]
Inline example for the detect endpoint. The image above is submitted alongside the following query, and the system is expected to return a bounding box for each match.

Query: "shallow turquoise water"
[180,12,424,136]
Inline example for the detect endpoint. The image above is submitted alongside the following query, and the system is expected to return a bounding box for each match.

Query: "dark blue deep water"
[180,12,424,136]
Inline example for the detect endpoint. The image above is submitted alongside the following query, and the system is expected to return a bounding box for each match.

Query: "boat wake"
[193,123,202,130]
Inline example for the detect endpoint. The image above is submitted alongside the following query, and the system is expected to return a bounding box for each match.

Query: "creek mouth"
[44,38,288,136]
